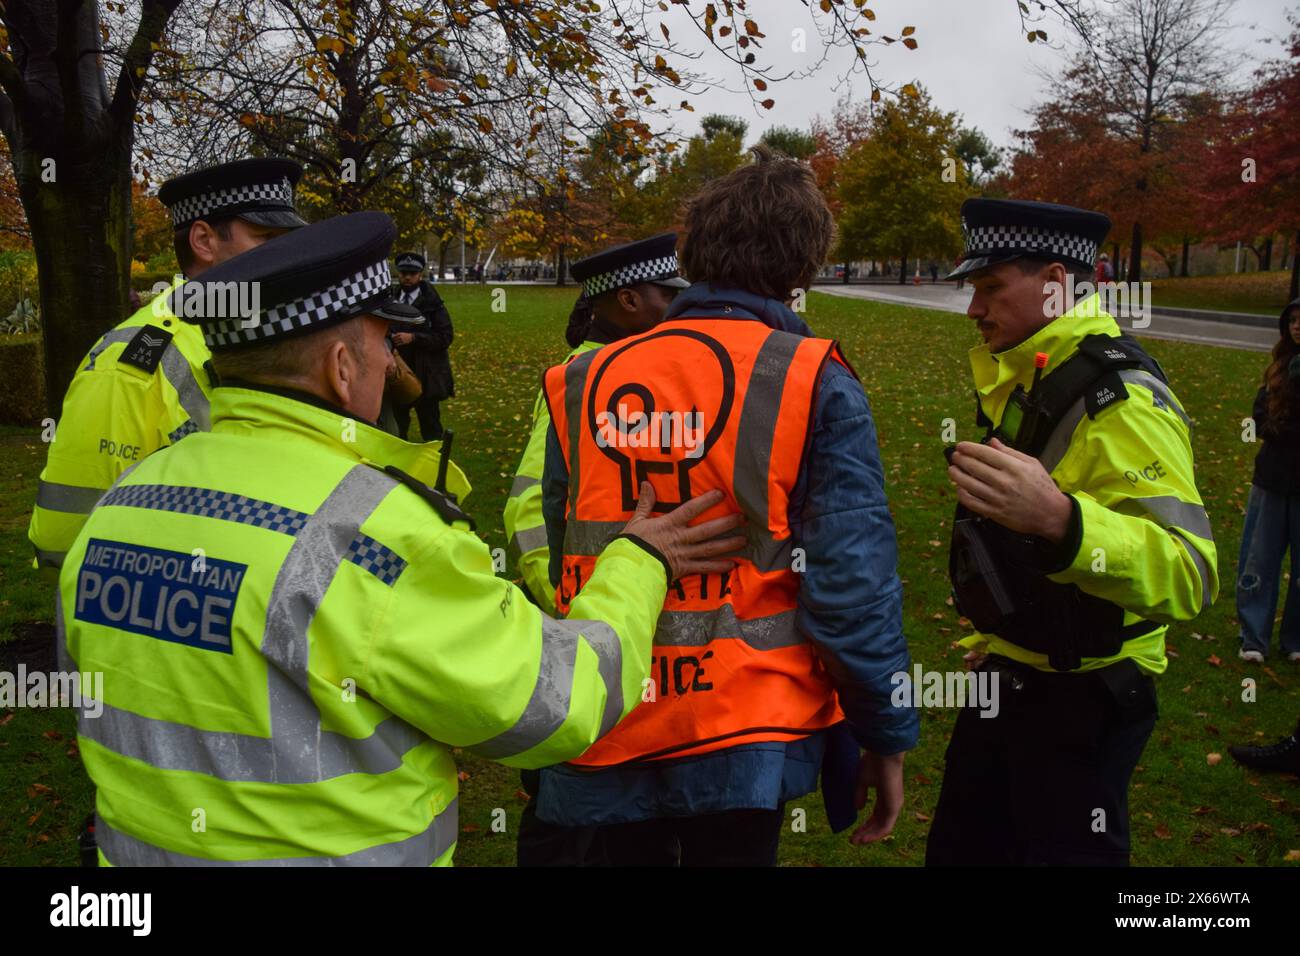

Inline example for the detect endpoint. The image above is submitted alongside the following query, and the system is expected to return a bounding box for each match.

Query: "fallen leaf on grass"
[0,712,13,727]
[1207,654,1222,667]
[914,811,931,822]
[41,730,62,741]
[1191,805,1216,816]
[461,824,481,833]
[1220,827,1241,837]
[1154,823,1172,839]
[1206,752,1222,766]
[1285,849,1300,861]
[1243,822,1272,833]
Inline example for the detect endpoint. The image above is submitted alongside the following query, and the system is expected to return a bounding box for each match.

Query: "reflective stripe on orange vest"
[541,317,849,766]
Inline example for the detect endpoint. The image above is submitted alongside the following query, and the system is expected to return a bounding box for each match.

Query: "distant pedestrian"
[929,262,939,283]
[391,251,454,441]
[1237,297,1300,663]
[1096,253,1115,284]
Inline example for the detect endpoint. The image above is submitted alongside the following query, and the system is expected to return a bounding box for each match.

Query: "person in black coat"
[1237,296,1300,663]
[392,251,454,441]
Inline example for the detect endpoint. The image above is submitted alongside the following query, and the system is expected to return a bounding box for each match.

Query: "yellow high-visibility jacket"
[958,296,1218,675]
[60,384,667,865]
[504,341,600,613]
[29,289,212,576]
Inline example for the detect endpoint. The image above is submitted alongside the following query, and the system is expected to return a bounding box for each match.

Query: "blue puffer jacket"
[537,282,918,826]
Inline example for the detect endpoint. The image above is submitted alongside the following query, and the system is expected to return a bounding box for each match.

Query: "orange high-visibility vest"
[542,316,850,766]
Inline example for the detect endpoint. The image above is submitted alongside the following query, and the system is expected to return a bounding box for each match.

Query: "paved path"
[812,283,1276,353]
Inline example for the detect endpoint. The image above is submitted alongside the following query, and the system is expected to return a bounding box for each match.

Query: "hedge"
[0,333,44,426]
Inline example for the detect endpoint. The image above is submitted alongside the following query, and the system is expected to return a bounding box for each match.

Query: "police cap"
[158,157,308,231]
[172,211,422,349]
[395,251,426,272]
[947,198,1111,280]
[570,233,689,299]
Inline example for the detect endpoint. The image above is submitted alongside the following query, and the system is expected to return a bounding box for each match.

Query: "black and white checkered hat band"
[202,260,392,347]
[963,224,1098,266]
[169,177,296,227]
[581,254,681,298]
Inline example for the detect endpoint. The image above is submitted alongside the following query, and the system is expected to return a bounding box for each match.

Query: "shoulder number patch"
[1085,371,1129,420]
[120,326,173,374]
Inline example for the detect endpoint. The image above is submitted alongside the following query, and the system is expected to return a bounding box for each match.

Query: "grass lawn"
[1,284,1297,867]
[1150,271,1295,316]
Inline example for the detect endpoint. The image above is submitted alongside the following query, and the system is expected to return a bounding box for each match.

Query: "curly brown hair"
[679,144,834,300]
[1264,303,1300,430]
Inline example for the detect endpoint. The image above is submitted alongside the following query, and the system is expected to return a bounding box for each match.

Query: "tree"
[1060,0,1235,282]
[835,85,971,283]
[0,1,181,417]
[953,127,1001,187]
[759,125,817,160]
[1204,16,1300,297]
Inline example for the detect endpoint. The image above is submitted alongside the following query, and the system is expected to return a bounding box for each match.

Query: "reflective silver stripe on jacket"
[1117,369,1192,429]
[1127,495,1213,541]
[509,474,539,497]
[1126,495,1214,612]
[562,349,597,512]
[83,329,137,371]
[469,616,623,759]
[36,480,108,515]
[509,524,549,559]
[35,548,67,570]
[77,465,429,784]
[96,798,458,866]
[160,341,211,431]
[731,332,802,572]
[655,606,801,651]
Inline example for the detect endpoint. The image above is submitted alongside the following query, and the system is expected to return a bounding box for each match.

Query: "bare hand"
[392,331,413,346]
[947,438,1072,540]
[850,749,905,845]
[621,482,746,580]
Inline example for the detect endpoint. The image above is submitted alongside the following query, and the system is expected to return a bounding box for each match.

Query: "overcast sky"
[658,0,1297,149]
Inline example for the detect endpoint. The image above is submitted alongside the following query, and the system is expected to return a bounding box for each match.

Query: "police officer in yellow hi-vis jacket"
[928,199,1218,866]
[29,158,307,577]
[60,211,744,866]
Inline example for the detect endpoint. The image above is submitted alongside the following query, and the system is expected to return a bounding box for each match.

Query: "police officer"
[503,233,687,866]
[504,233,687,617]
[59,211,744,865]
[390,251,454,441]
[28,158,307,576]
[927,198,1219,866]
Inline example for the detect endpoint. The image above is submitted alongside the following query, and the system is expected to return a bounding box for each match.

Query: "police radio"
[992,351,1050,450]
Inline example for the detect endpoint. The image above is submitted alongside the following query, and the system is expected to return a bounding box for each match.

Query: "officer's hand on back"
[621,482,746,581]
[948,437,1073,541]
